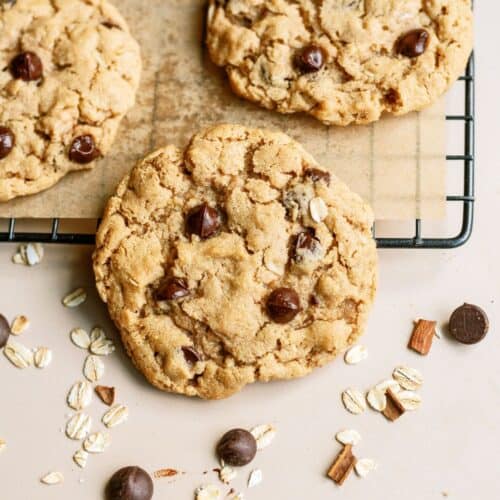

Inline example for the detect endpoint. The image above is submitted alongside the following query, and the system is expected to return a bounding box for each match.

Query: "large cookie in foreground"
[93,124,377,399]
[206,0,473,126]
[0,0,141,201]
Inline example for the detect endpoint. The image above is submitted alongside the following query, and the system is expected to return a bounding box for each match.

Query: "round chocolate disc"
[449,303,489,345]
[216,429,257,466]
[106,466,153,500]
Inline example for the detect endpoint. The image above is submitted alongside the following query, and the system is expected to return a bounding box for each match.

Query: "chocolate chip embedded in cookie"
[0,0,141,201]
[10,51,43,81]
[93,124,377,399]
[206,0,473,126]
[0,127,15,160]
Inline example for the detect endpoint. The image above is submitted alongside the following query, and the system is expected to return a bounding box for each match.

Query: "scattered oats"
[344,345,368,365]
[66,413,92,440]
[34,347,52,368]
[195,484,221,500]
[3,339,33,368]
[341,388,366,415]
[0,439,6,453]
[90,338,115,356]
[25,243,44,266]
[70,328,91,349]
[10,315,29,335]
[102,404,129,428]
[73,449,89,469]
[83,355,105,383]
[335,429,362,446]
[40,471,64,485]
[397,390,422,411]
[309,197,328,222]
[250,424,276,450]
[354,458,378,478]
[229,493,244,500]
[67,381,93,411]
[375,379,401,394]
[366,388,387,412]
[392,366,423,391]
[83,431,111,453]
[90,326,106,344]
[95,385,115,406]
[12,252,24,265]
[248,469,263,488]
[62,288,87,308]
[219,465,236,484]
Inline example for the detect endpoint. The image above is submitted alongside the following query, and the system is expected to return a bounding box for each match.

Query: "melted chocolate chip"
[102,21,122,29]
[0,314,10,349]
[181,346,201,365]
[305,168,331,185]
[69,135,100,164]
[396,29,430,58]
[449,303,489,345]
[155,277,189,301]
[10,52,43,81]
[295,45,325,73]
[0,127,15,159]
[266,287,301,324]
[294,229,321,262]
[106,466,153,500]
[186,203,221,239]
[216,429,257,467]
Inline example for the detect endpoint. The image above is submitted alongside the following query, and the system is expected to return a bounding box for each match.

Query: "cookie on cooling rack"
[0,0,141,201]
[206,0,473,126]
[93,124,378,399]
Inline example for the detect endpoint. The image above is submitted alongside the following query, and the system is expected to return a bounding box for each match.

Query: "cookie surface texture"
[93,124,378,399]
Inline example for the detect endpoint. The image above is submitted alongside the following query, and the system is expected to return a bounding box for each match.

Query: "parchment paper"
[0,0,446,220]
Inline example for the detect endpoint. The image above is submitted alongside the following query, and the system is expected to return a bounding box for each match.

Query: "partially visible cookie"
[206,0,473,126]
[0,0,141,201]
[93,124,377,399]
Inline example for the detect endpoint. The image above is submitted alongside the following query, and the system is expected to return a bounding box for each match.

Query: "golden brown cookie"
[206,0,473,126]
[0,0,141,201]
[93,124,377,399]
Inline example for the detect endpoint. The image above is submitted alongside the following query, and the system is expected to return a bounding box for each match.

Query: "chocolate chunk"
[396,29,430,58]
[155,277,189,301]
[266,287,301,323]
[327,444,356,485]
[449,303,489,345]
[382,388,406,422]
[102,21,122,29]
[186,203,220,239]
[10,51,43,81]
[216,429,257,467]
[408,319,436,355]
[294,229,321,262]
[106,466,153,500]
[295,45,325,73]
[181,346,201,365]
[0,314,10,349]
[95,385,115,406]
[69,135,100,164]
[305,168,331,185]
[0,127,15,160]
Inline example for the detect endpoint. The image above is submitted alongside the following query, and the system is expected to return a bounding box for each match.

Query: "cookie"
[206,0,473,126]
[93,124,377,399]
[0,0,141,201]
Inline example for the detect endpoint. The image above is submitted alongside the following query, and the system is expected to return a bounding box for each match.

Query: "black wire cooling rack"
[0,55,475,249]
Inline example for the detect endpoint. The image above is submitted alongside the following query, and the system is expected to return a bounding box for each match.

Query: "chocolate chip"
[266,287,301,323]
[216,429,257,467]
[449,303,489,345]
[181,346,201,364]
[396,29,430,58]
[10,52,43,81]
[69,134,100,164]
[186,203,221,239]
[0,314,10,349]
[102,21,122,29]
[305,168,331,185]
[155,277,189,301]
[294,229,321,262]
[106,466,153,500]
[0,127,15,159]
[295,45,325,73]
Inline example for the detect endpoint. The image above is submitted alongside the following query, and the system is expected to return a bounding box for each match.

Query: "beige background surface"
[1,3,499,500]
[0,0,446,220]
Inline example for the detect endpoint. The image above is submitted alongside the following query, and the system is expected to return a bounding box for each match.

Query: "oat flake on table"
[83,431,111,453]
[10,315,29,335]
[70,327,91,349]
[3,339,33,368]
[397,390,422,411]
[73,449,89,469]
[366,388,387,412]
[355,458,378,478]
[0,439,6,453]
[66,413,92,440]
[219,465,236,484]
[250,424,276,450]
[344,344,368,365]
[102,404,129,428]
[62,288,87,308]
[90,337,115,356]
[341,388,367,415]
[67,381,93,411]
[83,354,105,382]
[335,429,362,446]
[195,484,221,500]
[392,366,423,391]
[33,347,52,368]
[248,469,263,488]
[40,471,64,485]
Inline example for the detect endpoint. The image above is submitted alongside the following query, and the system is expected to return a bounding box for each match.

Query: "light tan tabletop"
[1,4,499,500]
